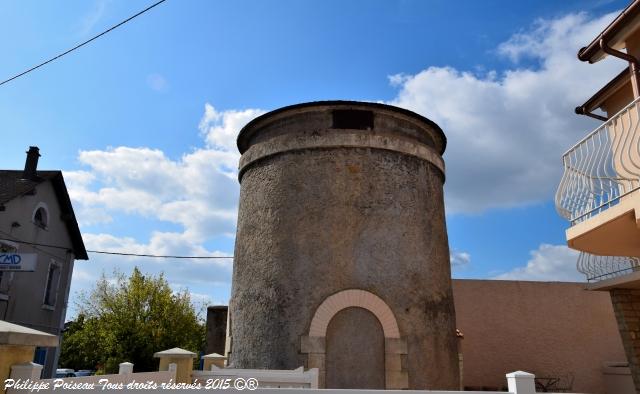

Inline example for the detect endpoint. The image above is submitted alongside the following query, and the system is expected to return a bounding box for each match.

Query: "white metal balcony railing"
[555,96,640,225]
[577,252,640,282]
[556,97,640,282]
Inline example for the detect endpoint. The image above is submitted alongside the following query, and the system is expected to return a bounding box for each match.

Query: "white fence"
[193,366,319,388]
[3,364,582,394]
[5,362,176,394]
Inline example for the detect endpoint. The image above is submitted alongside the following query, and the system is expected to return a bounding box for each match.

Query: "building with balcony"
[555,0,640,391]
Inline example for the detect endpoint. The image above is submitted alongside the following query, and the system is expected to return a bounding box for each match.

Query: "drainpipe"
[600,38,640,98]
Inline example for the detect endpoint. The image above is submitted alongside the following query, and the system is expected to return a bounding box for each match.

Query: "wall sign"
[0,253,37,271]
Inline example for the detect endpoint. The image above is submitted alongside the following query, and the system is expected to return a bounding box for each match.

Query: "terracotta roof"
[0,170,88,260]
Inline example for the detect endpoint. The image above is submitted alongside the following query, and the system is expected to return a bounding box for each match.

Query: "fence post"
[10,362,43,380]
[153,348,196,384]
[506,371,536,394]
[202,353,227,371]
[118,362,134,374]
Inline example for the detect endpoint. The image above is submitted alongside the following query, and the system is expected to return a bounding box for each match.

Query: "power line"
[0,0,168,87]
[87,250,233,259]
[0,237,233,259]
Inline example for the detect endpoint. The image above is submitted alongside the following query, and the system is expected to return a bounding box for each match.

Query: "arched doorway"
[325,307,385,388]
[300,289,408,389]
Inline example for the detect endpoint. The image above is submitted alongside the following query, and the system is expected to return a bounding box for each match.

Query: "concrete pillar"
[610,289,640,393]
[202,353,227,370]
[10,362,43,380]
[154,348,196,384]
[118,362,134,374]
[506,371,536,394]
[0,320,58,393]
[205,306,228,355]
[0,344,36,389]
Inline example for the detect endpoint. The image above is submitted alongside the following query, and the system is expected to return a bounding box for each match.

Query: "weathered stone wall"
[229,102,458,390]
[610,289,640,393]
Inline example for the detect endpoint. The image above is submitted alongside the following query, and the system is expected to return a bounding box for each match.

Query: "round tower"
[228,101,459,390]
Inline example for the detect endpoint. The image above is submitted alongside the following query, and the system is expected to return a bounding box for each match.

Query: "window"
[33,347,47,366]
[32,205,49,229]
[43,260,61,308]
[332,109,374,130]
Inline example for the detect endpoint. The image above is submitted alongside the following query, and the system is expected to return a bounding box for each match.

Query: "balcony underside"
[586,269,640,290]
[567,190,640,256]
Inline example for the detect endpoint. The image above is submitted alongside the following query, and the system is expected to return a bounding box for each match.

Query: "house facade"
[555,0,640,392]
[0,147,87,378]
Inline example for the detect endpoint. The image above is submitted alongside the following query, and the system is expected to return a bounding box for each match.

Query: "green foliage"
[59,267,205,373]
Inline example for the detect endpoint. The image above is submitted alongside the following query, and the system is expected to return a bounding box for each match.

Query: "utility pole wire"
[0,237,233,259]
[0,0,167,87]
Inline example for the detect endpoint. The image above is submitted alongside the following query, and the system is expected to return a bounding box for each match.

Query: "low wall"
[453,279,626,393]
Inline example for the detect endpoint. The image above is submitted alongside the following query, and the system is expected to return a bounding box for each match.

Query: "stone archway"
[300,289,408,389]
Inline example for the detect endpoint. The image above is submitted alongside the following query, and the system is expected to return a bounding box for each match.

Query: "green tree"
[60,267,205,373]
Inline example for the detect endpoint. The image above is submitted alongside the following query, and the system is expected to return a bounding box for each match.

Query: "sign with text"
[0,253,37,271]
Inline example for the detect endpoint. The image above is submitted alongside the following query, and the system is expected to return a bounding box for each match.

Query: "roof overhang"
[576,67,631,114]
[578,1,640,63]
[50,173,88,260]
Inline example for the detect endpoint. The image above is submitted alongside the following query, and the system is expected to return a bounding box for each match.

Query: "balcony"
[577,252,640,282]
[556,96,640,259]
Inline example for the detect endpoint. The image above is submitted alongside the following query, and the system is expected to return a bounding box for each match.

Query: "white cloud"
[388,11,624,213]
[146,73,168,92]
[64,105,262,318]
[65,10,624,316]
[69,144,241,240]
[77,0,109,36]
[494,244,582,282]
[450,250,471,266]
[199,104,266,151]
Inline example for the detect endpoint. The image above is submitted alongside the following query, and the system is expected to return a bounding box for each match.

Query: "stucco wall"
[0,180,76,377]
[453,279,626,393]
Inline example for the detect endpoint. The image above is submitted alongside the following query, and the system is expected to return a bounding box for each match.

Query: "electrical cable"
[0,236,233,259]
[0,0,168,87]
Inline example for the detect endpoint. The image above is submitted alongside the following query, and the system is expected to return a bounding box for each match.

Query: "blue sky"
[0,0,630,317]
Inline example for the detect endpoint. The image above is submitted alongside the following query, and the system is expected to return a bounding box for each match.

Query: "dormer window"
[32,204,49,229]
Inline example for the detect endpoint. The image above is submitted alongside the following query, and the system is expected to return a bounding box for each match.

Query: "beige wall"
[601,81,634,116]
[0,180,76,377]
[453,279,626,393]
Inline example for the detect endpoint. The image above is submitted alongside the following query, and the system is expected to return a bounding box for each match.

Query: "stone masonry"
[228,101,459,390]
[610,289,640,393]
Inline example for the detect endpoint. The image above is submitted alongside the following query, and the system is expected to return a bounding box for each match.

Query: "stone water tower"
[228,101,459,390]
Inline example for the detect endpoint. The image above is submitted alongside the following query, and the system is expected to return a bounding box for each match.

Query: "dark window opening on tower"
[332,110,374,130]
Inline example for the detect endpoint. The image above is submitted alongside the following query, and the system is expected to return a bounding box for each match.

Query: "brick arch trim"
[308,289,400,338]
